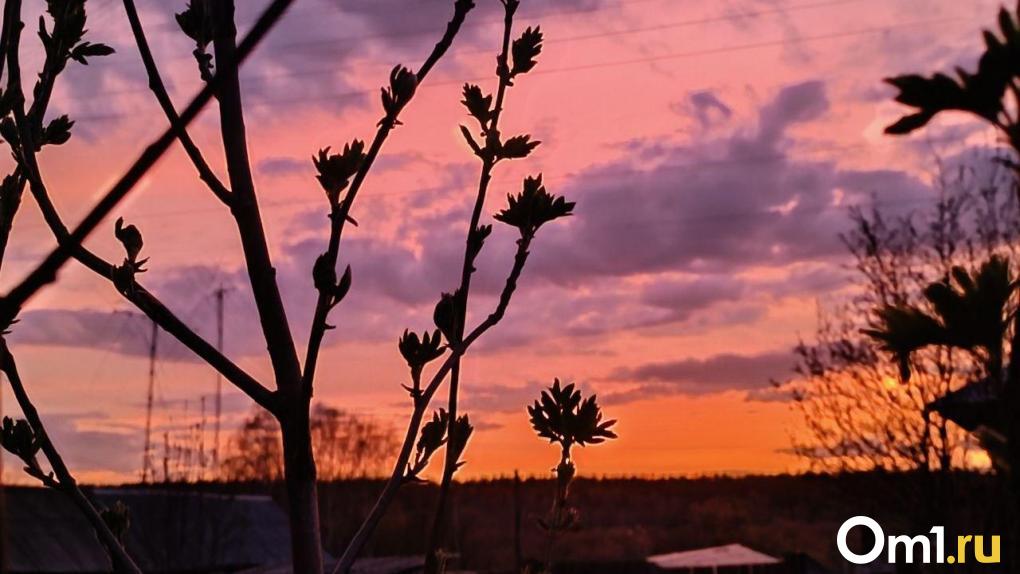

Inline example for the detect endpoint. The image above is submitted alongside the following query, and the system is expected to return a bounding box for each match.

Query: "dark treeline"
[94,471,1005,572]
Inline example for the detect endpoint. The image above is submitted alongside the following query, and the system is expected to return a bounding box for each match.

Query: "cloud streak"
[605,350,796,401]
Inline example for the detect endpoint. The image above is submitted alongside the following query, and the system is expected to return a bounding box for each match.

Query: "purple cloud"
[8,81,932,370]
[604,350,796,400]
[525,80,931,284]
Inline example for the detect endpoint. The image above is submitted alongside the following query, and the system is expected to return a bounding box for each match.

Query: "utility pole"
[141,318,158,484]
[199,396,206,482]
[212,285,228,471]
[162,431,170,484]
[514,470,523,573]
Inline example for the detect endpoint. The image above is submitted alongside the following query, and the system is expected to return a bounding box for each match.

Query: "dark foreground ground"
[3,471,1010,573]
[316,472,1006,572]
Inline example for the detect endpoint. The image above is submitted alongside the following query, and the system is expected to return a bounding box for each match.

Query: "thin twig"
[0,338,141,574]
[426,2,519,566]
[121,0,232,205]
[331,405,429,574]
[0,0,297,328]
[0,0,70,271]
[0,9,20,271]
[332,236,532,574]
[302,0,475,394]
[0,0,89,270]
[0,7,138,569]
[2,7,275,414]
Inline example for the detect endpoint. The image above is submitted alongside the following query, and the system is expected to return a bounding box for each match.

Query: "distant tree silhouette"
[0,0,579,572]
[222,405,397,483]
[221,408,285,483]
[865,255,1014,460]
[873,1,1020,565]
[790,159,1019,474]
[312,405,399,482]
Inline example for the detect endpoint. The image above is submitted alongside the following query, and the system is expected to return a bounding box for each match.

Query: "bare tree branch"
[0,9,21,270]
[207,2,323,570]
[333,236,533,574]
[0,0,75,271]
[0,338,141,574]
[2,2,276,414]
[427,2,521,566]
[121,0,232,205]
[0,0,297,329]
[1,0,112,268]
[211,0,302,393]
[302,0,476,393]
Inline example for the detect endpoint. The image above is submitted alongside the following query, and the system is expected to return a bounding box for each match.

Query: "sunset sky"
[0,0,1004,484]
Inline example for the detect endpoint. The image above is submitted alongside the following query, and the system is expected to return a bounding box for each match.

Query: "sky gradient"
[0,0,1004,483]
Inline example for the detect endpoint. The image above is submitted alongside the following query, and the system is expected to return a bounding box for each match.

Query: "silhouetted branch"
[302,0,476,393]
[0,0,296,331]
[2,2,276,414]
[0,337,142,574]
[0,172,24,273]
[121,0,232,205]
[0,0,90,271]
[472,236,531,332]
[880,7,1020,515]
[208,2,322,570]
[527,380,616,573]
[0,10,21,271]
[0,0,119,274]
[24,167,276,411]
[331,406,430,574]
[426,2,524,567]
[333,234,534,574]
[211,0,302,394]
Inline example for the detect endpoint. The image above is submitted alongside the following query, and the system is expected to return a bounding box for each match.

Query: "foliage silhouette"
[880,1,1020,562]
[785,157,1020,550]
[796,169,1018,461]
[175,0,215,80]
[420,2,575,572]
[864,255,1018,467]
[0,0,590,573]
[0,0,595,571]
[527,379,616,574]
[495,175,575,238]
[0,0,463,572]
[865,256,1015,384]
[885,5,1020,140]
[528,379,618,449]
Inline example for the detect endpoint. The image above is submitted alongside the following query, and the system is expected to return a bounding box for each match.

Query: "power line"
[277,0,863,53]
[193,0,866,96]
[70,0,859,103]
[141,0,671,43]
[65,13,974,122]
[523,15,972,78]
[8,132,977,234]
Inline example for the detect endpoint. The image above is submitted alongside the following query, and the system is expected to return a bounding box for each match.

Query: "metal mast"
[141,318,158,483]
[212,285,227,470]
